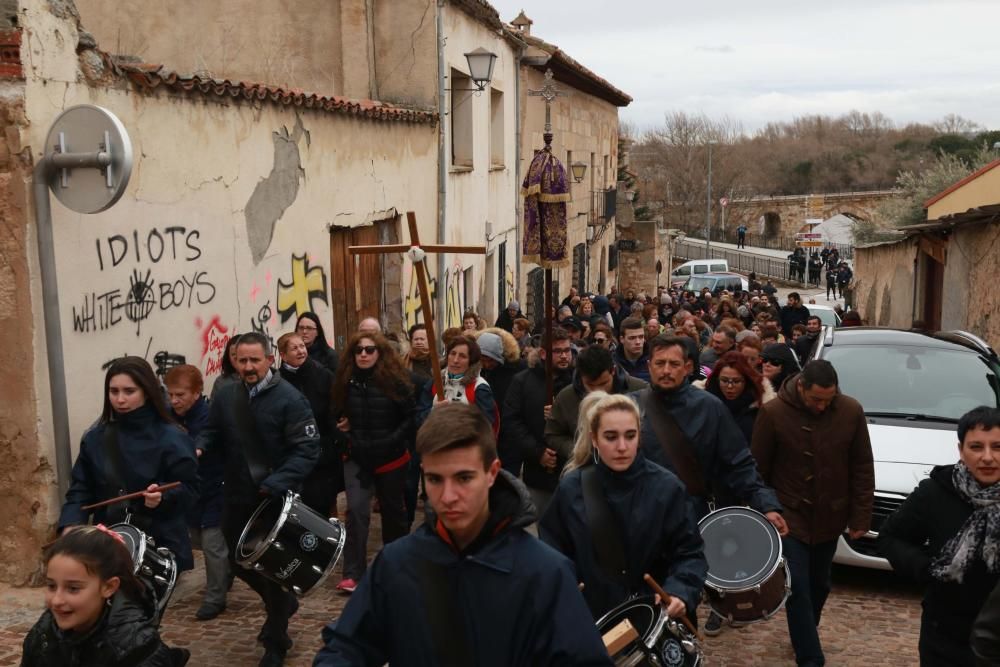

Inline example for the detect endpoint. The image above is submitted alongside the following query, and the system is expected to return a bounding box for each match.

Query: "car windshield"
[811,308,840,327]
[684,276,717,291]
[824,345,1000,420]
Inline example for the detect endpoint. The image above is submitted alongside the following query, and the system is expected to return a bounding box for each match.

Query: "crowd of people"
[786,246,853,302]
[21,278,1000,667]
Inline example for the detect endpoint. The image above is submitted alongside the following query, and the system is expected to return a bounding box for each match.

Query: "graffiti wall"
[28,82,437,451]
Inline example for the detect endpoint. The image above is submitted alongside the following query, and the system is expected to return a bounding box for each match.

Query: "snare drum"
[596,595,703,667]
[697,506,790,625]
[236,491,345,596]
[109,523,177,619]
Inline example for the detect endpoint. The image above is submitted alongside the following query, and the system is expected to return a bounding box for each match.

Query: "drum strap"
[641,392,707,497]
[231,385,271,486]
[581,466,629,586]
[417,559,475,666]
[101,424,137,525]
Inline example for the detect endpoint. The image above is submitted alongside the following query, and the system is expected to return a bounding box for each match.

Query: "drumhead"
[109,523,145,569]
[595,594,662,644]
[236,492,294,565]
[698,507,781,591]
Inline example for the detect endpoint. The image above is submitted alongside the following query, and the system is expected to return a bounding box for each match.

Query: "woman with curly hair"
[331,332,415,594]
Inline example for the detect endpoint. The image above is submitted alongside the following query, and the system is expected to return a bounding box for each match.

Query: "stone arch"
[762,212,782,238]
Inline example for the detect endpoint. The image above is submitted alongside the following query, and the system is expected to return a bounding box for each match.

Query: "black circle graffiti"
[124,269,156,324]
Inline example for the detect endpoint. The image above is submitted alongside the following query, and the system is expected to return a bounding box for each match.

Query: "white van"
[670,259,728,288]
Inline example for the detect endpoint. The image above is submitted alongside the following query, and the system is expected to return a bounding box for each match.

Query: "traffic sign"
[795,232,823,240]
[796,241,824,247]
[720,197,729,207]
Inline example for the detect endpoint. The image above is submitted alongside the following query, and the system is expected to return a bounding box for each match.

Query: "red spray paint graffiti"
[200,315,230,377]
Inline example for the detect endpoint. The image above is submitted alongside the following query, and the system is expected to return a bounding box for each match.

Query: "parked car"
[807,327,1000,570]
[670,259,728,288]
[681,271,748,296]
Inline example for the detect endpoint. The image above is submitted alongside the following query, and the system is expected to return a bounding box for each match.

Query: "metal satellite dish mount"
[34,105,134,495]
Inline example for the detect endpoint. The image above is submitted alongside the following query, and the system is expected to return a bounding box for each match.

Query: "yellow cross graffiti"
[277,254,328,322]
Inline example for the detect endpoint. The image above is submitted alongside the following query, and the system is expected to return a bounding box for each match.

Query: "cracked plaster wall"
[853,240,916,328]
[11,0,437,578]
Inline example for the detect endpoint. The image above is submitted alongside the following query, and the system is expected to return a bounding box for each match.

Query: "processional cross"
[526,69,569,401]
[349,211,486,400]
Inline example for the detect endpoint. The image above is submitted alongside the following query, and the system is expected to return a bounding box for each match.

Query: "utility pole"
[705,141,714,257]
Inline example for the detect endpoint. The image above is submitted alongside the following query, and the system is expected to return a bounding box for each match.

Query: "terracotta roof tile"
[117,63,438,125]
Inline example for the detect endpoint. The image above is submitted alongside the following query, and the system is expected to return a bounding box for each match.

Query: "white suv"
[807,327,1000,569]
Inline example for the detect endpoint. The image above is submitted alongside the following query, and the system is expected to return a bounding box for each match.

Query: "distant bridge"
[662,190,901,238]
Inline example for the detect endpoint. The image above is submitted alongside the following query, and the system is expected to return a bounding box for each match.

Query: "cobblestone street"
[0,507,923,667]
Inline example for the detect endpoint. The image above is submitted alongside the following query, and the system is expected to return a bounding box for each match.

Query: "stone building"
[509,11,631,321]
[0,0,520,583]
[853,159,1000,346]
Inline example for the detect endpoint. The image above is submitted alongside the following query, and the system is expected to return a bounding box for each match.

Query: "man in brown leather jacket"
[751,360,874,667]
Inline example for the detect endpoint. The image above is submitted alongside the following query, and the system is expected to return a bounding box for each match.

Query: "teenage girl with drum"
[539,391,708,621]
[59,357,199,574]
[21,526,190,666]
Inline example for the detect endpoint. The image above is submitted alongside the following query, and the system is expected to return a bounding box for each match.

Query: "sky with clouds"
[488,0,1000,134]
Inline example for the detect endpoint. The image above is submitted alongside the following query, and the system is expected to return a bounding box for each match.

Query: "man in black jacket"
[779,292,810,339]
[196,332,320,667]
[503,328,574,518]
[636,336,784,525]
[314,404,611,666]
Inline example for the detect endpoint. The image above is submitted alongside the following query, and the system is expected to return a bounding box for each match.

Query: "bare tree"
[933,113,982,135]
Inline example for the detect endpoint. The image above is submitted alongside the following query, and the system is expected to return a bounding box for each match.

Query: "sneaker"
[704,612,725,636]
[335,578,357,593]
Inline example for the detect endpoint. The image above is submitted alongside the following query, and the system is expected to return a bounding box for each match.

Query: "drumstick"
[81,482,181,511]
[643,573,704,642]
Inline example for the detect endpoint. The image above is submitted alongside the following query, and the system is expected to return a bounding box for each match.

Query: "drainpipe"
[33,158,73,498]
[513,39,524,300]
[436,0,447,332]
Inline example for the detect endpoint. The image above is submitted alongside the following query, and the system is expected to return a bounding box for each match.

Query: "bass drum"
[109,522,177,621]
[698,506,790,625]
[595,595,702,667]
[236,491,345,596]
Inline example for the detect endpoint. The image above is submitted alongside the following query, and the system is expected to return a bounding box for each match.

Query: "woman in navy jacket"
[540,391,708,621]
[59,357,198,571]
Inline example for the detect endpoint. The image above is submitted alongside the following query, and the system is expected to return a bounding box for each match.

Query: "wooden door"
[329,225,382,350]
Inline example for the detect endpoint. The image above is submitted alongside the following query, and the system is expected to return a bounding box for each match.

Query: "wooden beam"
[407,212,445,401]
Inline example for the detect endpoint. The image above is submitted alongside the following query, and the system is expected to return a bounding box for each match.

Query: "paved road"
[0,506,923,666]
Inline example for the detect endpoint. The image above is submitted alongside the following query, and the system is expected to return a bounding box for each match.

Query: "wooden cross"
[349,211,486,401]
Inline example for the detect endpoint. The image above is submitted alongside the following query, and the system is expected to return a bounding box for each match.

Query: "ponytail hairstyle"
[563,391,642,476]
[44,526,146,602]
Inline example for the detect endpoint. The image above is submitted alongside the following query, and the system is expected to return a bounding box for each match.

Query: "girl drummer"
[58,357,199,573]
[539,391,708,620]
[21,526,190,666]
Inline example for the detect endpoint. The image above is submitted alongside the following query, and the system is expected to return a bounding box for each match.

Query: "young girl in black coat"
[21,526,189,667]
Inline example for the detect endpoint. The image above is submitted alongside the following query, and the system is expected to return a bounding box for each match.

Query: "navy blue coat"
[614,344,651,383]
[196,373,320,504]
[59,404,198,570]
[633,384,781,520]
[540,453,708,619]
[173,397,223,529]
[313,472,612,667]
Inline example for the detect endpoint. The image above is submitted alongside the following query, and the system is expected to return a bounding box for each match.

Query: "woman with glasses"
[331,332,415,594]
[760,342,800,392]
[294,311,338,374]
[588,321,617,352]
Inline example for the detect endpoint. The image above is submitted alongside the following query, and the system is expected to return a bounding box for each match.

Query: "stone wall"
[852,239,917,327]
[946,223,1000,348]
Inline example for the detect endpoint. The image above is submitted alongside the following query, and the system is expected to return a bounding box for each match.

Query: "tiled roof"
[515,32,632,107]
[117,63,439,125]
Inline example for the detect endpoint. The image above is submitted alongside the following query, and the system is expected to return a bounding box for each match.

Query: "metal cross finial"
[527,69,566,147]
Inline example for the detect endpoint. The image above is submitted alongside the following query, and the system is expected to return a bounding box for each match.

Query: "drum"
[236,491,345,596]
[698,506,790,625]
[596,595,702,667]
[109,523,177,618]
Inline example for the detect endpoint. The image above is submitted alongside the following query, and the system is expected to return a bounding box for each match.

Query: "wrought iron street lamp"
[465,48,497,92]
[570,161,588,183]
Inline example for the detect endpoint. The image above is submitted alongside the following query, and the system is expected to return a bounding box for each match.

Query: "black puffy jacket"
[340,368,415,473]
[503,364,573,492]
[281,360,341,466]
[196,372,320,502]
[20,592,186,667]
[879,464,999,657]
